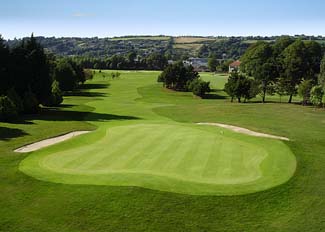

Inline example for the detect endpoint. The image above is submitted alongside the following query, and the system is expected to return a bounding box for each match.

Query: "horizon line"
[3,33,325,40]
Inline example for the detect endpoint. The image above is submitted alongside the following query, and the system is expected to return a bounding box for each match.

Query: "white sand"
[14,131,91,153]
[197,123,289,141]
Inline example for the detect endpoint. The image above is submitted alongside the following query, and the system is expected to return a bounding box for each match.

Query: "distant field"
[109,36,171,41]
[174,37,216,44]
[173,43,203,51]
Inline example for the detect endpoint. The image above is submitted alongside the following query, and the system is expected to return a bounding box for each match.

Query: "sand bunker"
[197,123,289,141]
[14,131,91,153]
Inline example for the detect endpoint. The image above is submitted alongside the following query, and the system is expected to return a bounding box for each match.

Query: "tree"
[208,54,218,72]
[280,40,307,103]
[224,72,257,103]
[305,41,322,82]
[24,34,53,104]
[127,51,137,65]
[44,80,63,106]
[0,35,10,95]
[224,72,238,102]
[310,85,324,107]
[54,60,78,91]
[146,53,168,70]
[68,60,86,84]
[241,42,277,103]
[158,62,199,91]
[298,79,313,105]
[273,36,295,57]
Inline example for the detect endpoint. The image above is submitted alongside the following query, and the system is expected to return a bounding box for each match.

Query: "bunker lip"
[197,123,289,141]
[14,131,91,153]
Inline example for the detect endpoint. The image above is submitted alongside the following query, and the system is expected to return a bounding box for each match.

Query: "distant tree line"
[158,62,210,98]
[69,52,168,71]
[225,37,325,106]
[0,34,93,121]
[199,38,251,60]
[7,36,170,58]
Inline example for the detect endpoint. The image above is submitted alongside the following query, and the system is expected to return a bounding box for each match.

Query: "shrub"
[0,96,18,121]
[310,85,324,107]
[23,90,39,114]
[298,79,313,105]
[188,79,211,97]
[84,69,94,81]
[110,72,121,79]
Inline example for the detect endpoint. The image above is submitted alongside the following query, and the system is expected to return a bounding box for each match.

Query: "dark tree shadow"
[0,127,29,141]
[64,83,110,97]
[23,108,140,122]
[64,91,108,98]
[79,83,110,90]
[204,93,227,100]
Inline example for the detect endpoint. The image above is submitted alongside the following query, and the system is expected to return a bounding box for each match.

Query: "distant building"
[229,60,241,73]
[183,57,209,72]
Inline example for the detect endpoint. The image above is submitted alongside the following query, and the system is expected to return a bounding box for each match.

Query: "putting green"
[19,71,296,195]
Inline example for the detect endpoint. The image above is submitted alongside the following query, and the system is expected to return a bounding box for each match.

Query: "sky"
[1,0,325,39]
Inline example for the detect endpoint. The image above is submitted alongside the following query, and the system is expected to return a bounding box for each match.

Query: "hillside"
[6,35,325,60]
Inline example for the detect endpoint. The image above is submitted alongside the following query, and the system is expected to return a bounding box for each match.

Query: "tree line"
[0,34,93,121]
[225,37,325,106]
[69,52,168,71]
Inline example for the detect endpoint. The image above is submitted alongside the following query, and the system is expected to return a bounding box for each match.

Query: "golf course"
[18,71,296,196]
[1,71,325,231]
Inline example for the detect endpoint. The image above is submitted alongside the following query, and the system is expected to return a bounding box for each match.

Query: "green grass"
[1,71,325,231]
[19,71,295,195]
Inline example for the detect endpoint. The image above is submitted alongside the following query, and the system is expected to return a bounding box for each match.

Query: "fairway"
[18,71,296,195]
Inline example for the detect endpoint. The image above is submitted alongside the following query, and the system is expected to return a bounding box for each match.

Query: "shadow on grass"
[64,83,110,98]
[24,108,140,122]
[204,93,227,100]
[64,91,108,98]
[79,83,110,90]
[0,127,29,141]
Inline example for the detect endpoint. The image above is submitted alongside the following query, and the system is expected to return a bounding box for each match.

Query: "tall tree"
[241,42,277,103]
[0,35,10,95]
[305,41,322,82]
[280,40,307,103]
[10,34,53,104]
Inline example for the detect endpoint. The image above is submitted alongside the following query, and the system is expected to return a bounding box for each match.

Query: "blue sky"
[1,0,325,39]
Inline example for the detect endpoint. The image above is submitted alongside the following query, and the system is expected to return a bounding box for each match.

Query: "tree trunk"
[231,97,234,103]
[262,88,266,103]
[238,98,241,103]
[288,94,293,103]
